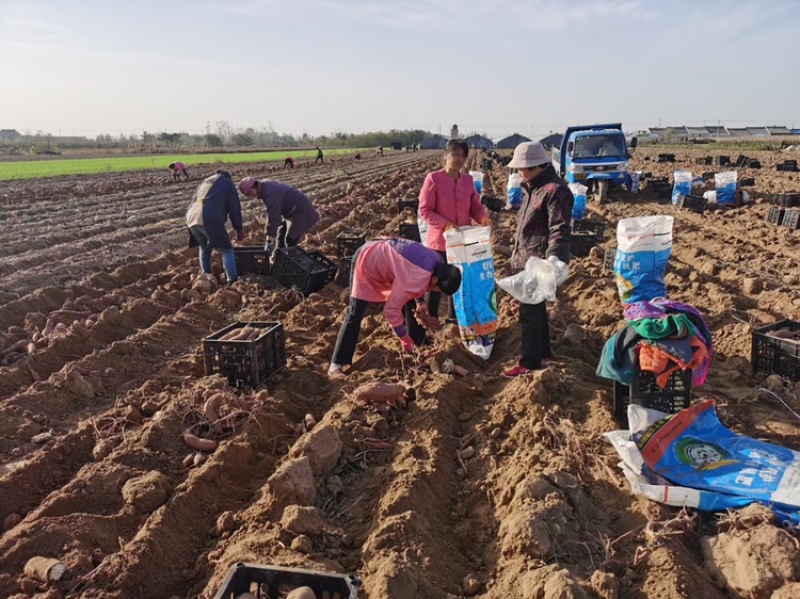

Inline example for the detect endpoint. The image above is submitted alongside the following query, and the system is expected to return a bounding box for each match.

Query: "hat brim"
[507,157,549,169]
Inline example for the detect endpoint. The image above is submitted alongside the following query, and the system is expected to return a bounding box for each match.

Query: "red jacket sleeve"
[419,173,449,229]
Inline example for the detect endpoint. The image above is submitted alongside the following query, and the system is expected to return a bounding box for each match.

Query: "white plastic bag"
[496,256,568,304]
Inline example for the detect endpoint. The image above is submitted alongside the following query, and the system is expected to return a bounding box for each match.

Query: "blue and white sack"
[443,226,497,360]
[568,183,588,220]
[672,170,693,205]
[715,172,737,206]
[507,172,523,208]
[614,215,673,304]
[417,208,429,246]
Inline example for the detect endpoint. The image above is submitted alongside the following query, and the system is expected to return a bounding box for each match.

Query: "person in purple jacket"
[238,177,320,252]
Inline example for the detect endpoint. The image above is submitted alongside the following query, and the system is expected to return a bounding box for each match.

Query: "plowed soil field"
[1,147,799,599]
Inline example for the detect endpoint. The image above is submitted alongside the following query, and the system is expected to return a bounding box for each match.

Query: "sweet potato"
[183,432,218,452]
[24,556,65,583]
[354,382,405,404]
[204,393,224,429]
[1,339,27,356]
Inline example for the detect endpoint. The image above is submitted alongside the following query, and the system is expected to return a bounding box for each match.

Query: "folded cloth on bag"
[623,298,713,385]
[638,336,710,388]
[628,313,694,340]
[596,326,643,385]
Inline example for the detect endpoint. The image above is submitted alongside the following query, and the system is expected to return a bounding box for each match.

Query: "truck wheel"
[594,180,608,204]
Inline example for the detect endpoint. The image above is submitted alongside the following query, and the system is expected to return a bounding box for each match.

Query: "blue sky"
[1,0,798,139]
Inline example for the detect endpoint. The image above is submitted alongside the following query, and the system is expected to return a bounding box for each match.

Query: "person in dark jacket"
[504,142,573,378]
[238,177,320,252]
[185,170,245,283]
[284,157,294,169]
[314,146,324,164]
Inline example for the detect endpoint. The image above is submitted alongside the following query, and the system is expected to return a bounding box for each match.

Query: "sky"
[1,0,799,139]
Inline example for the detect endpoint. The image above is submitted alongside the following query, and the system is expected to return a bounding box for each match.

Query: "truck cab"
[551,124,636,202]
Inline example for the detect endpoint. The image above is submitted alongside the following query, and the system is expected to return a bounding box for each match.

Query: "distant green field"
[0,148,365,181]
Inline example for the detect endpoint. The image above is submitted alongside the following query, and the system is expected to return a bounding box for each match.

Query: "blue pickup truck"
[551,124,636,203]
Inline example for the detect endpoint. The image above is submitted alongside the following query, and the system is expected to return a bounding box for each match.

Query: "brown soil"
[0,147,799,599]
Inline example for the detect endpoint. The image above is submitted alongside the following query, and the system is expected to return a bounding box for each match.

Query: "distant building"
[419,134,449,150]
[450,124,459,138]
[463,134,493,150]
[0,129,21,140]
[495,133,532,149]
[538,132,564,150]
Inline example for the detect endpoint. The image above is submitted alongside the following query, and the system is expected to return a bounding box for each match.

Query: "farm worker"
[327,238,462,379]
[169,161,190,180]
[284,156,294,169]
[378,146,384,157]
[315,146,324,164]
[238,177,320,252]
[185,170,245,283]
[419,137,491,321]
[504,142,573,378]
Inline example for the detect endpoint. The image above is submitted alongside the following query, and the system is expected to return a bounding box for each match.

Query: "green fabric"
[628,314,693,340]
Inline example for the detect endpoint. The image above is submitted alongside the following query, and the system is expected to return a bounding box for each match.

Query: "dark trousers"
[276,221,300,248]
[425,250,455,320]
[519,301,551,370]
[331,249,425,365]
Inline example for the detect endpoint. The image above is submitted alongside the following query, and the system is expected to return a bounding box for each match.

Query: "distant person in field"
[418,137,491,321]
[315,146,324,164]
[378,146,384,157]
[284,157,294,169]
[238,177,320,253]
[169,161,190,180]
[327,238,462,379]
[185,170,244,284]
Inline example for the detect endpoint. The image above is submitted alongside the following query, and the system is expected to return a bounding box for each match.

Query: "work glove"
[399,335,415,354]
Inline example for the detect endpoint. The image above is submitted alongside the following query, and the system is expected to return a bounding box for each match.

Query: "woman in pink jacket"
[327,238,462,379]
[418,138,491,320]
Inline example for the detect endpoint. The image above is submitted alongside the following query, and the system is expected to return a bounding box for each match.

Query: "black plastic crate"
[234,247,271,276]
[657,153,676,163]
[751,320,800,381]
[739,177,756,187]
[397,198,420,214]
[271,247,337,296]
[570,231,600,257]
[767,206,786,225]
[777,160,798,172]
[716,155,731,166]
[781,209,800,230]
[613,368,693,416]
[212,562,361,599]
[676,194,707,213]
[747,160,762,169]
[399,222,421,242]
[770,193,800,207]
[335,256,353,287]
[572,220,606,239]
[335,230,366,258]
[481,195,503,212]
[702,171,718,181]
[696,156,713,165]
[604,246,617,271]
[203,322,286,388]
